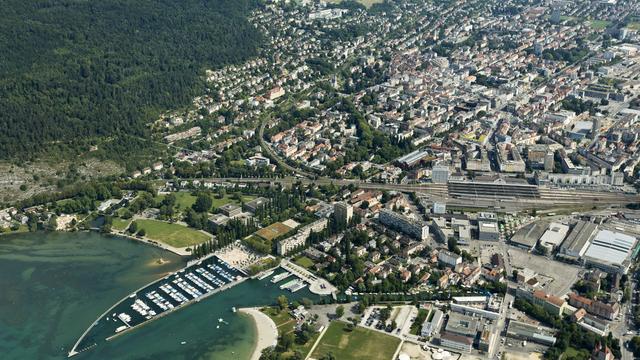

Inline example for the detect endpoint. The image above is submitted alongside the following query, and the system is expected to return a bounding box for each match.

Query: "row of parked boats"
[111,258,243,332]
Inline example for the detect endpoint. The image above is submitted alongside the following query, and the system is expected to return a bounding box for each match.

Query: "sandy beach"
[239,307,278,360]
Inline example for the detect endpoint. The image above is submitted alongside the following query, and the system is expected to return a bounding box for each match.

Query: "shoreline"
[239,307,278,360]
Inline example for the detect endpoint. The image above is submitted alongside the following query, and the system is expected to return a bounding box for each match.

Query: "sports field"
[135,219,211,247]
[255,222,293,241]
[310,321,401,360]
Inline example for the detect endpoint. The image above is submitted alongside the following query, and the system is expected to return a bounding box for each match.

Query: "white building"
[438,250,462,268]
[582,230,637,274]
[379,209,429,240]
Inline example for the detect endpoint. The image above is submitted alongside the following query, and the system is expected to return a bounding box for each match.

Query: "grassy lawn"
[135,219,211,247]
[1,224,28,235]
[155,192,197,210]
[294,256,315,269]
[311,321,401,360]
[563,347,590,359]
[211,194,255,209]
[111,218,131,231]
[262,307,295,328]
[173,192,197,209]
[589,20,611,29]
[262,307,320,359]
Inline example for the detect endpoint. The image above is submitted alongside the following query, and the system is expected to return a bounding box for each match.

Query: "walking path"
[304,324,329,360]
[281,260,337,297]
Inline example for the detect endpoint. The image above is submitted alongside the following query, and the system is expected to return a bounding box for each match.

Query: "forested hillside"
[0,0,261,160]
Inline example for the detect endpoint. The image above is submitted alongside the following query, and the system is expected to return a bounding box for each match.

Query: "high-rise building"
[334,201,353,223]
[550,9,561,24]
[379,209,429,240]
[544,151,555,172]
[432,165,450,184]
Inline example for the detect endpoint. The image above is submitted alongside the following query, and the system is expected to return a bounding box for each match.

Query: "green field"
[294,256,315,269]
[135,219,211,247]
[211,194,256,209]
[156,192,255,212]
[174,192,198,209]
[563,347,590,359]
[311,321,401,360]
[155,192,197,210]
[589,20,611,29]
[111,218,131,231]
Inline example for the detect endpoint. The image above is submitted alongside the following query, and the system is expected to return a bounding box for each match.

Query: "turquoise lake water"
[0,231,316,359]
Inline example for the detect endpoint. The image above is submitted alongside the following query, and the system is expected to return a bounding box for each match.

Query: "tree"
[217,187,227,199]
[193,193,213,213]
[630,336,640,357]
[379,306,391,323]
[128,221,138,234]
[447,237,460,254]
[335,305,345,319]
[162,193,177,207]
[278,332,295,351]
[277,295,289,312]
[320,353,336,360]
[137,228,146,237]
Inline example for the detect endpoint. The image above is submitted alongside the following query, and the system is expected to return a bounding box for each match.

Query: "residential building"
[438,250,462,268]
[334,201,353,223]
[379,209,429,240]
[568,293,619,320]
[516,287,567,316]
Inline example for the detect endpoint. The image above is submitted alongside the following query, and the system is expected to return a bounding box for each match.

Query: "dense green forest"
[0,0,261,160]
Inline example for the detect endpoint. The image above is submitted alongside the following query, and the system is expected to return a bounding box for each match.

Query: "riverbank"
[239,308,278,360]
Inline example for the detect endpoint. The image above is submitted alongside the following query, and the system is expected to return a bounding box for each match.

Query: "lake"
[0,231,316,359]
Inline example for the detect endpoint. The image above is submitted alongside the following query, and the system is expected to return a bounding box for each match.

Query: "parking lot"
[477,242,582,297]
[506,247,582,296]
[360,305,416,336]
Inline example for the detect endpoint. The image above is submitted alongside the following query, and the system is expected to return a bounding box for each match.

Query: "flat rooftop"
[583,229,637,266]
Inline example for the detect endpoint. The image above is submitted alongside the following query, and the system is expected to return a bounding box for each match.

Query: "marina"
[257,270,275,280]
[270,271,292,284]
[68,255,246,357]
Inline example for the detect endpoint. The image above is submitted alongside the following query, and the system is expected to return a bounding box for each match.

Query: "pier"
[68,255,245,357]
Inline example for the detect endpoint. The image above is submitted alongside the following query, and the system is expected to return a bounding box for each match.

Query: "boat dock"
[68,256,245,357]
[256,270,274,281]
[270,272,291,284]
